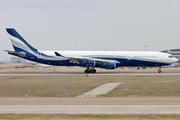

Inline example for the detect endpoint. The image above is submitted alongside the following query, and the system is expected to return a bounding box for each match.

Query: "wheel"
[85,69,96,73]
[89,70,94,73]
[90,69,96,73]
[137,67,140,70]
[158,70,161,73]
[84,70,88,73]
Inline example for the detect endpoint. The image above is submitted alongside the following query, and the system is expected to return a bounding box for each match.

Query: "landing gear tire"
[84,69,96,73]
[91,69,96,73]
[85,70,89,73]
[158,70,161,73]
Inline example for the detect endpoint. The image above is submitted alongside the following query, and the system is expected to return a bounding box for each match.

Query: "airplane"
[4,28,178,73]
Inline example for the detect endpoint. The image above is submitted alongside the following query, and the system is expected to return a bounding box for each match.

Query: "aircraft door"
[37,51,42,59]
[160,54,165,60]
[127,53,134,60]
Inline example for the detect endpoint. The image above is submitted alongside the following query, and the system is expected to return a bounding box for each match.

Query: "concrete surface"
[1,73,180,75]
[1,98,180,105]
[77,83,121,97]
[1,105,180,114]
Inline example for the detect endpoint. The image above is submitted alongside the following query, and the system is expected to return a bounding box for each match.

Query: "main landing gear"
[84,68,96,73]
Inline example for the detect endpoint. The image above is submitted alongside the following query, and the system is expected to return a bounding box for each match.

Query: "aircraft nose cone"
[174,58,178,63]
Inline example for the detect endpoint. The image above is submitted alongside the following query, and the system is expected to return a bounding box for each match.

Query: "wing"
[54,52,120,64]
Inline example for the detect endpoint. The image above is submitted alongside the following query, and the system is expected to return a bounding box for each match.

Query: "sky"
[0,0,180,60]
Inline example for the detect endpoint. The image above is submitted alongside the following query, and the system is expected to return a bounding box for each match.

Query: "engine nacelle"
[78,60,95,67]
[99,62,116,69]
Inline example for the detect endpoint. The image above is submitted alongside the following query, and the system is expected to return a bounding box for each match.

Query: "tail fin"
[6,28,38,52]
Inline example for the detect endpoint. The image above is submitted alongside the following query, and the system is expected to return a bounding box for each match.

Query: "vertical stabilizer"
[6,28,38,52]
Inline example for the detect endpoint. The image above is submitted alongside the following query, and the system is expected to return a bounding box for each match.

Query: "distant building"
[161,49,180,58]
[11,57,26,63]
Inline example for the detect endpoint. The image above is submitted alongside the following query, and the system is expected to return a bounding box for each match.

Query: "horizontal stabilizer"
[4,50,26,57]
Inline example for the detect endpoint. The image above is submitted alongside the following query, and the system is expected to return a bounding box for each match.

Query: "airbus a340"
[5,28,178,73]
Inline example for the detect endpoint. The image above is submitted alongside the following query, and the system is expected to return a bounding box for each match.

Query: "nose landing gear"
[158,67,161,73]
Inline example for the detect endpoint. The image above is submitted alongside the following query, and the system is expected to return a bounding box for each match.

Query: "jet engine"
[99,62,116,69]
[78,60,95,67]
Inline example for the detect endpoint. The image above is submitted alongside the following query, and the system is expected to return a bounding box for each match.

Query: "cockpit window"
[168,55,174,58]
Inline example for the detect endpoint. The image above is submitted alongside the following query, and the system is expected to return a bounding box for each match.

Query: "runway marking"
[77,83,121,97]
[0,73,180,76]
[1,105,180,114]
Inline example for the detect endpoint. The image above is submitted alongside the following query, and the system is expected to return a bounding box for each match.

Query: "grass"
[8,76,25,79]
[0,75,180,97]
[0,114,180,120]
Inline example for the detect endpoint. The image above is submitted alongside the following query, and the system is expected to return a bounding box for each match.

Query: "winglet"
[54,52,62,56]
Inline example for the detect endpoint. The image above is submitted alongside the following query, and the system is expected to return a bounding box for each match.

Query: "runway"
[1,98,180,105]
[1,105,180,114]
[0,73,180,76]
